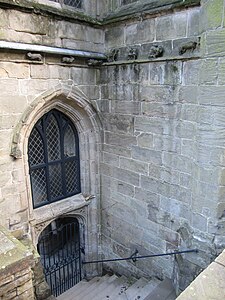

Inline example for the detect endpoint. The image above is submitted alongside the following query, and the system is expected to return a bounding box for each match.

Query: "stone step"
[56,280,88,300]
[127,277,161,300]
[90,274,119,300]
[57,275,109,300]
[56,275,176,300]
[103,275,132,300]
[144,278,176,300]
[92,275,133,300]
[82,274,119,300]
[125,277,149,299]
[76,275,110,299]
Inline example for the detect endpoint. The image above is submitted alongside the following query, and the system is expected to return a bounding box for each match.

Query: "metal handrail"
[82,249,198,265]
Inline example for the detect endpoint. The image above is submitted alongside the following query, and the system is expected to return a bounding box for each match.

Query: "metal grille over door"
[28,109,81,208]
[38,218,82,297]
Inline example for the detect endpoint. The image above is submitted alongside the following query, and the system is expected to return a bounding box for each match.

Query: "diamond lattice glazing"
[63,0,82,8]
[46,115,60,162]
[49,164,63,199]
[65,161,79,193]
[29,128,45,166]
[31,168,47,205]
[64,125,76,157]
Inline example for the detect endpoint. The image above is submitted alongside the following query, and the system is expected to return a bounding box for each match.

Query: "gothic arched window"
[28,109,81,208]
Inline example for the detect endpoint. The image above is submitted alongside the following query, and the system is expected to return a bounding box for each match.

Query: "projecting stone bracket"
[104,37,201,65]
[179,39,199,55]
[127,47,138,60]
[148,44,164,59]
[61,56,75,63]
[107,48,119,62]
[26,52,42,61]
[87,59,104,66]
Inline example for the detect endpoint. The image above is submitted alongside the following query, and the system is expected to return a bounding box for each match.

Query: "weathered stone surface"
[105,131,137,147]
[187,7,200,36]
[0,0,225,296]
[131,146,162,165]
[125,19,155,45]
[177,261,225,299]
[199,59,218,85]
[0,62,30,79]
[8,11,49,34]
[206,28,225,56]
[202,0,223,30]
[105,26,124,48]
[156,12,187,41]
[120,157,148,175]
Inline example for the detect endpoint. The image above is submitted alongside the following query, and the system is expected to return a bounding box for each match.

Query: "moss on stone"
[0,225,33,271]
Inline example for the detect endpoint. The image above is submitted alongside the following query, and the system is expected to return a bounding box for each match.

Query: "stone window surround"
[10,85,102,276]
[28,108,81,208]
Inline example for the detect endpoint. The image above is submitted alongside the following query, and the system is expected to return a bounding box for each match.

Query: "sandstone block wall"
[0,226,35,300]
[0,0,224,294]
[100,0,225,291]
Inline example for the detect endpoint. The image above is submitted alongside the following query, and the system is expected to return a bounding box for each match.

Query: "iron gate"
[38,219,82,297]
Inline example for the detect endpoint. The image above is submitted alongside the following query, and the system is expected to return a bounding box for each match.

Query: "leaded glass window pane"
[48,0,82,9]
[46,115,60,162]
[65,161,79,194]
[28,109,81,208]
[28,128,45,166]
[64,124,76,157]
[30,168,48,205]
[63,0,82,8]
[49,164,63,200]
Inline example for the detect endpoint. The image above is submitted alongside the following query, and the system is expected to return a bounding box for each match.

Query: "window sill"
[30,193,90,226]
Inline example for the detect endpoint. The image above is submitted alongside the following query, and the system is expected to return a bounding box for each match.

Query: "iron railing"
[83,249,198,265]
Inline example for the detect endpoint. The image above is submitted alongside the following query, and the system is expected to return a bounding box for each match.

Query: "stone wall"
[0,3,103,280]
[0,0,225,295]
[100,0,225,292]
[0,226,35,300]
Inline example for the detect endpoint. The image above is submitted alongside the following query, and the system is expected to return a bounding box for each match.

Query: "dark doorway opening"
[38,217,82,297]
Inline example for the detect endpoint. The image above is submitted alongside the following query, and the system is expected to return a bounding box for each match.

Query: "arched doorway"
[37,217,83,297]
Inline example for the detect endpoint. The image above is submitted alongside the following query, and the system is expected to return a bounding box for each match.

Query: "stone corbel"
[62,56,75,63]
[107,48,119,62]
[26,52,42,61]
[87,59,103,66]
[179,41,198,55]
[127,47,138,60]
[148,44,164,59]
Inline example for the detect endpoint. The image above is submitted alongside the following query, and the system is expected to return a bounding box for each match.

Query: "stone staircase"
[57,274,176,300]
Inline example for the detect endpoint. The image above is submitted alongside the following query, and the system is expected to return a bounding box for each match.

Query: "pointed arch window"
[28,109,81,208]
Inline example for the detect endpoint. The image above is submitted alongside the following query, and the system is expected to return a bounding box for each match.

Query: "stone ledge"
[177,249,225,300]
[0,225,34,281]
